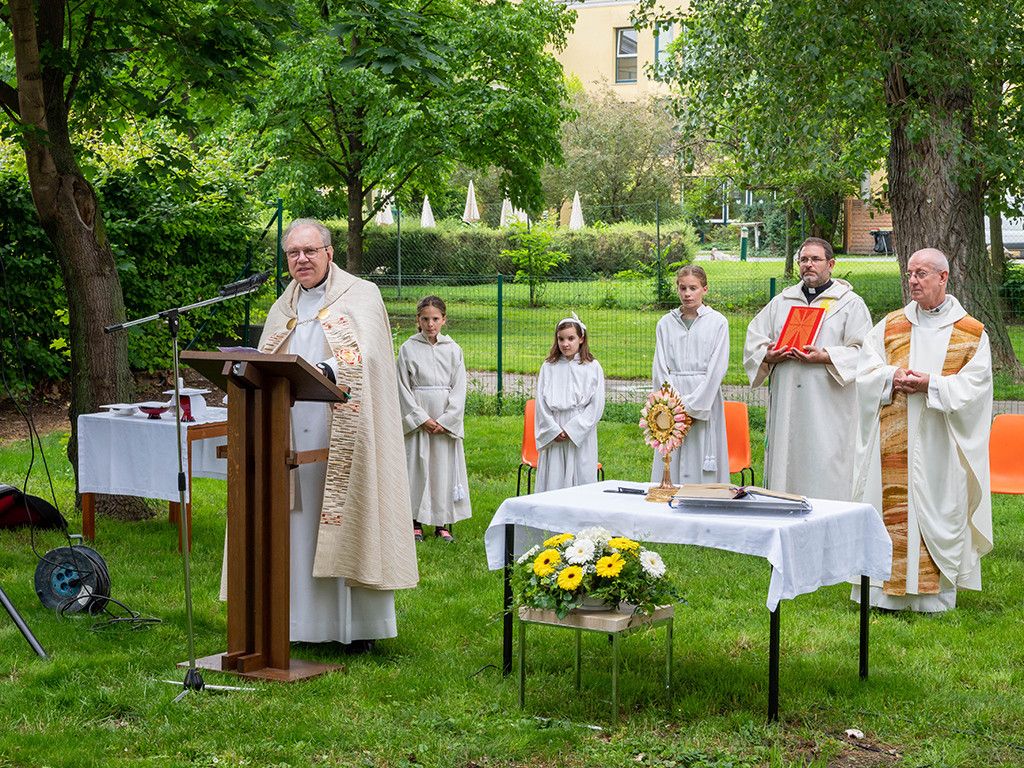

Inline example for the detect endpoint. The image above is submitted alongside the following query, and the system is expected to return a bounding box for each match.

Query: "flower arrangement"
[512,527,680,620]
[640,381,691,455]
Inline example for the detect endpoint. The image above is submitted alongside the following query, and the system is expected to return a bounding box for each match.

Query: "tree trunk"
[344,97,367,275]
[885,70,1023,377]
[989,207,1006,284]
[784,207,795,278]
[345,171,364,275]
[10,0,150,519]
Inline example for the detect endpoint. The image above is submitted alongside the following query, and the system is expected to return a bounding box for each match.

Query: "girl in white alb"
[651,265,731,485]
[534,312,605,493]
[396,295,472,543]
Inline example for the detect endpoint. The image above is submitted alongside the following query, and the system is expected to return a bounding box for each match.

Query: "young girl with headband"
[534,312,605,492]
[396,295,472,543]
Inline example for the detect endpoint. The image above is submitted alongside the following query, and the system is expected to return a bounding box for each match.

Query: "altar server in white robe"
[257,218,418,649]
[743,237,872,500]
[651,265,731,485]
[851,248,992,613]
[534,313,605,493]
[396,295,472,543]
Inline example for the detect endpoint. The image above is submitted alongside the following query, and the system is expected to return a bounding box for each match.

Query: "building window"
[654,23,675,63]
[615,27,638,83]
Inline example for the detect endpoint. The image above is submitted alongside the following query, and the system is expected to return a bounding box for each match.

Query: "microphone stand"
[104,276,266,701]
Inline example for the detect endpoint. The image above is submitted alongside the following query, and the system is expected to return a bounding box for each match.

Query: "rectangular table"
[78,407,228,546]
[485,479,893,721]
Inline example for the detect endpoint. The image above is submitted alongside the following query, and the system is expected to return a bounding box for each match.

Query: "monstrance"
[640,382,691,503]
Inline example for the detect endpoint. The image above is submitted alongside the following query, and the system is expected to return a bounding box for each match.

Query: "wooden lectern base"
[182,654,344,682]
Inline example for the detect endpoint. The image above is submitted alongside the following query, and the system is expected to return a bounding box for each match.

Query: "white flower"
[565,538,596,564]
[576,526,612,545]
[517,544,540,564]
[639,549,666,578]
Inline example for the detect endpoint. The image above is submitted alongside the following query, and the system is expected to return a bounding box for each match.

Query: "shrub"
[0,158,267,384]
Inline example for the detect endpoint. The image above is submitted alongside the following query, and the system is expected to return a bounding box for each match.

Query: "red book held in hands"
[773,306,826,351]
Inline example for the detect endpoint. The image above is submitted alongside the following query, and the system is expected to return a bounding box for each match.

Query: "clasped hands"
[764,343,831,365]
[892,368,930,395]
[421,418,448,435]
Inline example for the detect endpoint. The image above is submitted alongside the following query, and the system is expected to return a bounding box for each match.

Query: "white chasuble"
[534,356,605,493]
[257,264,418,642]
[650,304,730,485]
[743,278,872,500]
[852,297,993,612]
[396,332,472,526]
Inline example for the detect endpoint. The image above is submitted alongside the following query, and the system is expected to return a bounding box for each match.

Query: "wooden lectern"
[180,350,349,682]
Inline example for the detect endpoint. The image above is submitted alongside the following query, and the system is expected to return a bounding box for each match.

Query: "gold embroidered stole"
[879,309,983,595]
[261,310,363,529]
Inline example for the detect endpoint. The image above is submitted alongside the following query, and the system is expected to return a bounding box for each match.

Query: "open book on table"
[668,484,812,513]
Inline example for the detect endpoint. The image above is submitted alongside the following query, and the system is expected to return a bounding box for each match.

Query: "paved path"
[468,370,1020,415]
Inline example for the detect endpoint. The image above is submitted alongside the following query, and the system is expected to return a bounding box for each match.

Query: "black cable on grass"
[469,664,499,677]
[56,594,162,633]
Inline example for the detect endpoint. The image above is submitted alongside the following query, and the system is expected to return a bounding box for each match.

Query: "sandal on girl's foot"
[434,527,456,543]
[413,526,424,542]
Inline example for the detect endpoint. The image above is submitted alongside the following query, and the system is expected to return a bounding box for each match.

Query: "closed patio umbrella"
[569,191,585,230]
[500,197,528,227]
[462,181,480,223]
[375,190,394,226]
[421,196,436,228]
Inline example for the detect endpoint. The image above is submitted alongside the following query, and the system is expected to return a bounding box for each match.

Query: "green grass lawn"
[2,418,1024,767]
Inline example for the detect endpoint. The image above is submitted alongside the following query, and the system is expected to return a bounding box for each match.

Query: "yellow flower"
[544,532,573,548]
[533,549,561,577]
[595,553,625,578]
[556,565,584,591]
[608,536,640,552]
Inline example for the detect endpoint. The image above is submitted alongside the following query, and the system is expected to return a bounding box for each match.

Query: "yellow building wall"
[558,0,688,99]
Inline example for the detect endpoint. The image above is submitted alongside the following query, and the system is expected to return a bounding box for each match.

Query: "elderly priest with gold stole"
[259,218,418,651]
[852,248,992,613]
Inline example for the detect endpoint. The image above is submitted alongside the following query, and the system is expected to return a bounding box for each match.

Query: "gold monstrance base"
[647,451,678,503]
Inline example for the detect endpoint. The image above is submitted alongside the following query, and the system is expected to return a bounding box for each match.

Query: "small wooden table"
[518,604,674,723]
[79,412,227,550]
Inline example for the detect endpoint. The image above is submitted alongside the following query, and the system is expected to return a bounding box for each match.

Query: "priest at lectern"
[258,218,419,652]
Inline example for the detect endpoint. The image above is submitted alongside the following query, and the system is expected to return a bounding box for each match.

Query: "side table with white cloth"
[78,407,228,547]
[485,479,893,722]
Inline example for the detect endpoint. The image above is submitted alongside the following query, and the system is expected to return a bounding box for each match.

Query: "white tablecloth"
[78,408,228,503]
[485,480,892,611]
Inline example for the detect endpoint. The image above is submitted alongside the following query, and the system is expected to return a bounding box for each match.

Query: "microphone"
[219,272,269,298]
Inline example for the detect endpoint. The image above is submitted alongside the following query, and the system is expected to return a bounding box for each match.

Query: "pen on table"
[604,487,646,495]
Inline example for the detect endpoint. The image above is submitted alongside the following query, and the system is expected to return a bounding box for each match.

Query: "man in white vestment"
[852,248,992,613]
[743,238,872,500]
[259,219,418,650]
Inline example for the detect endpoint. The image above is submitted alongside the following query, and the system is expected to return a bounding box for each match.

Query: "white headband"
[557,311,586,335]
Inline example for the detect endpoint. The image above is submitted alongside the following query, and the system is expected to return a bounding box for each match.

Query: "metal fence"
[366,265,1024,414]
[249,201,1024,413]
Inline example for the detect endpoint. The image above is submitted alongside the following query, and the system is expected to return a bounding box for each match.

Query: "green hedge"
[327,220,698,279]
[0,171,265,386]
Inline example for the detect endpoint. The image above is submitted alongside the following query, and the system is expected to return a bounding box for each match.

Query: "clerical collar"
[802,279,833,302]
[301,273,329,291]
[922,298,948,314]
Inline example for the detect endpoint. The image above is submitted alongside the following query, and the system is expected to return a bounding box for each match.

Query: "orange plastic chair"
[517,400,540,496]
[517,399,604,496]
[990,414,1024,494]
[724,400,754,486]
